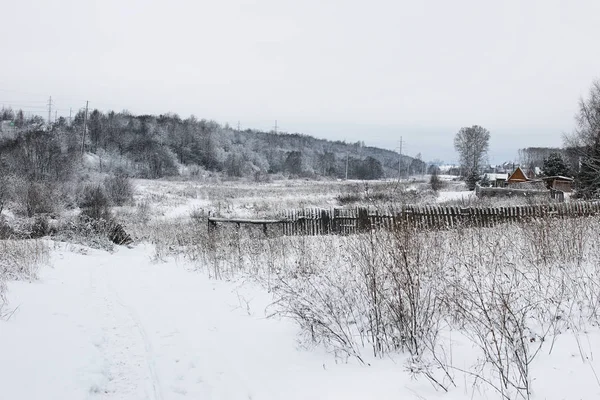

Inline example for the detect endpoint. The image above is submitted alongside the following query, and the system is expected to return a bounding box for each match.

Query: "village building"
[481,173,508,187]
[541,176,574,192]
[506,166,530,185]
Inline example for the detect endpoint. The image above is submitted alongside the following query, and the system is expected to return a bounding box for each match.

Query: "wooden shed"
[541,176,574,192]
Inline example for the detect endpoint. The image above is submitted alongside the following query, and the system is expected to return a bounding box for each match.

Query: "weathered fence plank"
[211,201,600,237]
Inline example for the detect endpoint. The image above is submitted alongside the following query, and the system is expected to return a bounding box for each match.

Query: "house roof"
[540,176,574,182]
[482,173,508,181]
[507,166,529,182]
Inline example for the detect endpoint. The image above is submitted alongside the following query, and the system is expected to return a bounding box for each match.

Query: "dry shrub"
[0,174,9,214]
[0,239,49,281]
[138,205,600,399]
[0,240,50,318]
[270,227,451,392]
[53,215,132,250]
[12,181,59,217]
[135,199,151,225]
[0,216,14,239]
[79,185,111,221]
[104,173,134,206]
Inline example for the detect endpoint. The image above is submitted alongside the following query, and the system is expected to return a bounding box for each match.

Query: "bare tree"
[454,125,490,189]
[566,80,600,198]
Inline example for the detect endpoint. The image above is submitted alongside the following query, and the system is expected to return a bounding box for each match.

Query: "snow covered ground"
[0,244,445,400]
[3,179,600,399]
[435,190,474,203]
[2,242,599,399]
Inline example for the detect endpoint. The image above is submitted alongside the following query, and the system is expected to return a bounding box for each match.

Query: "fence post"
[357,207,370,232]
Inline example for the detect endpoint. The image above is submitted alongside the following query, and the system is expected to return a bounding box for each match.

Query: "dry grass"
[172,215,600,399]
[0,239,50,319]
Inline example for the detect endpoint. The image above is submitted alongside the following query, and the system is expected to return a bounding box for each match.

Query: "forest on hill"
[0,108,424,181]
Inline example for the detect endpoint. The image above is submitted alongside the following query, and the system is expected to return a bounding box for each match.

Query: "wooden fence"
[274,201,600,235]
[475,185,552,199]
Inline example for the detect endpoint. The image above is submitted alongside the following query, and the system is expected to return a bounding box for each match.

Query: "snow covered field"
[2,178,600,400]
[120,177,466,224]
[2,239,600,399]
[0,244,442,400]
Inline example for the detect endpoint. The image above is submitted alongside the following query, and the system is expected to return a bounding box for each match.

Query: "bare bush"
[430,170,444,192]
[135,199,151,225]
[11,180,59,217]
[29,215,51,238]
[104,173,134,206]
[53,215,116,251]
[79,185,111,221]
[444,237,540,399]
[145,201,600,398]
[0,174,9,214]
[0,216,14,239]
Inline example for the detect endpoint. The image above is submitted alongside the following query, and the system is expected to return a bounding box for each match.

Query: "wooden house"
[507,166,529,184]
[482,173,508,187]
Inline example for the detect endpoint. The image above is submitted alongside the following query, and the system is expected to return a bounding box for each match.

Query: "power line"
[0,100,48,104]
[0,88,49,96]
[0,87,88,103]
[0,103,70,112]
[345,151,349,180]
[0,105,52,110]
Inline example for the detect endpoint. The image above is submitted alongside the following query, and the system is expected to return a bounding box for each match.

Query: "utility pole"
[47,96,53,125]
[237,120,240,132]
[398,136,403,179]
[345,152,349,180]
[273,120,278,134]
[81,101,89,156]
[69,108,72,125]
[55,110,57,122]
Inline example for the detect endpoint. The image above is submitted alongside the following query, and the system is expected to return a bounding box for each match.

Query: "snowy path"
[0,245,420,400]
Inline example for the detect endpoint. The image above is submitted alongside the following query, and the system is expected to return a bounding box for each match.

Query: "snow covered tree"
[284,151,303,175]
[567,80,600,198]
[465,170,480,191]
[454,125,490,187]
[15,109,25,128]
[479,174,491,187]
[542,152,570,177]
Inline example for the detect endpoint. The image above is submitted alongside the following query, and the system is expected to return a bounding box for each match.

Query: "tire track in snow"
[104,269,164,400]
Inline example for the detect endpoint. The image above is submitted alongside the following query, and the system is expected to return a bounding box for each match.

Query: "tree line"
[0,109,425,182]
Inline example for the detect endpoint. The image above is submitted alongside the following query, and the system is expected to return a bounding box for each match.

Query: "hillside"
[0,107,423,181]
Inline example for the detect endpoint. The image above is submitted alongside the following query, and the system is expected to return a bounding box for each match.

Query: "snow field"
[0,244,441,400]
[2,178,600,399]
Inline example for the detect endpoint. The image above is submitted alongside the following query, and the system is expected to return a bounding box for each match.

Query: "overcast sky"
[1,0,599,163]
